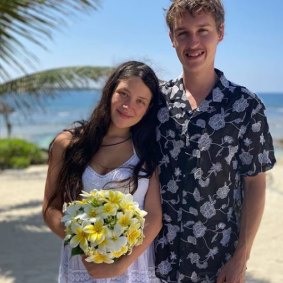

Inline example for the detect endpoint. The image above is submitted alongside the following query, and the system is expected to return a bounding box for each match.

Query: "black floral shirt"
[155,69,276,283]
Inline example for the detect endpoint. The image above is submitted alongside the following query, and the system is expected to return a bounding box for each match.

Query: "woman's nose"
[122,104,129,109]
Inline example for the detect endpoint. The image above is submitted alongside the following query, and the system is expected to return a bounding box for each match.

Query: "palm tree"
[0,0,112,137]
[0,0,101,80]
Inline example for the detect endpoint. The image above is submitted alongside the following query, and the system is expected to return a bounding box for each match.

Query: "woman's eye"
[119,91,127,97]
[137,99,145,105]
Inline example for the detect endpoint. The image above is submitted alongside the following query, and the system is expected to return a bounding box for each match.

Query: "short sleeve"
[238,97,276,176]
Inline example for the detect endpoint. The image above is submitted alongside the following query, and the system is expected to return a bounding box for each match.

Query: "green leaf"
[71,246,84,256]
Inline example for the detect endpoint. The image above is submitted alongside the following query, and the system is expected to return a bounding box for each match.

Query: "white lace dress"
[58,151,161,283]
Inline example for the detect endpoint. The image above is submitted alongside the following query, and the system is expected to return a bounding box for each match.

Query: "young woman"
[42,61,162,283]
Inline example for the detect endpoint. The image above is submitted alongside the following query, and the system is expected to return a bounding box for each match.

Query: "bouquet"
[62,189,147,264]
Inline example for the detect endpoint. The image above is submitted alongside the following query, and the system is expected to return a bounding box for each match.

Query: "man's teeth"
[186,51,203,57]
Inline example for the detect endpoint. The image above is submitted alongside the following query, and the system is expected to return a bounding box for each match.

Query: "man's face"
[170,11,224,75]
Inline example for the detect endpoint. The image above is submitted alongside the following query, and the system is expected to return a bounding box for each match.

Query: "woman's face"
[110,76,152,130]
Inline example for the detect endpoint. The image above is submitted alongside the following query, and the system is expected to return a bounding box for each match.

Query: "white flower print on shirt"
[252,121,262,132]
[232,96,249,112]
[239,150,253,165]
[198,133,212,151]
[193,221,207,238]
[258,150,271,165]
[156,260,172,276]
[212,88,224,102]
[200,200,216,219]
[208,109,226,130]
[157,107,170,123]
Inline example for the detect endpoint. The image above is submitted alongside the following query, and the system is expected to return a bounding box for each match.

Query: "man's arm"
[217,172,266,283]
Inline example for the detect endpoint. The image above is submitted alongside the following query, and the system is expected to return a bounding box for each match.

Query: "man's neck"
[183,69,217,109]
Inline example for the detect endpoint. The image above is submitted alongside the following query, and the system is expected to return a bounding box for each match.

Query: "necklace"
[101,136,131,147]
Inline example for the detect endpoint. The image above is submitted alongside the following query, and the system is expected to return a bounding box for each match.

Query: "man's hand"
[216,251,247,283]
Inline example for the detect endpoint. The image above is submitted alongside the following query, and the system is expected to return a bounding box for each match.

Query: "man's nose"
[188,34,199,46]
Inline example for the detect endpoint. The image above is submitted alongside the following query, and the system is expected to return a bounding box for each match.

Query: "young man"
[155,1,276,282]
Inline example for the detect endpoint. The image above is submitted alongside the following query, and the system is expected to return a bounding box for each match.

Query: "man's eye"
[199,29,208,34]
[177,32,186,38]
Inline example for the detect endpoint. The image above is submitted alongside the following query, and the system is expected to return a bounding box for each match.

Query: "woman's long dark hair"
[45,61,160,212]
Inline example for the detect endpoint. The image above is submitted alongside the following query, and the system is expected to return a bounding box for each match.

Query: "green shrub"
[0,138,47,169]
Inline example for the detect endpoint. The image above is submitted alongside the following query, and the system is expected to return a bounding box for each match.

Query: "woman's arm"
[42,132,72,239]
[83,170,163,278]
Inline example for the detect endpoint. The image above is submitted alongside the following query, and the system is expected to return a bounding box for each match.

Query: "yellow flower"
[102,202,118,217]
[85,250,114,264]
[84,205,100,221]
[96,236,112,252]
[117,211,134,227]
[83,219,106,245]
[112,245,128,258]
[69,222,89,252]
[108,190,124,205]
[127,223,142,246]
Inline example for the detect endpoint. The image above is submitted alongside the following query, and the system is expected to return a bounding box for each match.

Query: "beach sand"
[0,159,282,283]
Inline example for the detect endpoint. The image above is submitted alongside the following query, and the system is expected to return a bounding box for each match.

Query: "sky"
[12,0,283,93]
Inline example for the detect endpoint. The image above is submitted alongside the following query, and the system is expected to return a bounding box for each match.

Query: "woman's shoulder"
[51,131,73,155]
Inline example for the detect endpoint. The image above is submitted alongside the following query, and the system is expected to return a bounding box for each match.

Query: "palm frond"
[0,0,100,80]
[0,65,112,112]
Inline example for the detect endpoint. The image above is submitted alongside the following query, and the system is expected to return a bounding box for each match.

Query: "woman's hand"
[81,256,125,278]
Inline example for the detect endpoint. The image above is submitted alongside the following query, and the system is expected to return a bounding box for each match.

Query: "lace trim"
[65,267,160,283]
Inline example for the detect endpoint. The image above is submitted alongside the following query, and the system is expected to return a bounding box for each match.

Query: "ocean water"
[0,90,101,149]
[0,90,282,155]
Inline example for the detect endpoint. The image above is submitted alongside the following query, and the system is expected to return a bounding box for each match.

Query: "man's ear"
[169,31,175,47]
[218,24,224,42]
